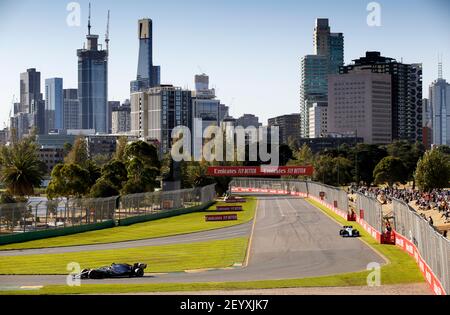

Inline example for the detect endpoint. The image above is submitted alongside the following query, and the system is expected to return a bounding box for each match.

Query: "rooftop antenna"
[105,10,110,51]
[88,2,91,35]
[438,54,443,80]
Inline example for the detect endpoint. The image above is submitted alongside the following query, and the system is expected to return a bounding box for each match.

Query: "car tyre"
[134,268,144,277]
[88,270,104,279]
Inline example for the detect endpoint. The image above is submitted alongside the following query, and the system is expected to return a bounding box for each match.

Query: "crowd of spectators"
[350,185,450,229]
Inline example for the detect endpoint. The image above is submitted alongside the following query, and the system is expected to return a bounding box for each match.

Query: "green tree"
[373,156,408,187]
[65,137,89,167]
[46,164,90,199]
[89,178,119,198]
[386,141,425,185]
[313,155,335,185]
[279,144,293,166]
[0,136,45,197]
[352,144,387,185]
[121,158,159,195]
[124,141,160,168]
[101,160,128,190]
[114,136,128,161]
[415,149,450,192]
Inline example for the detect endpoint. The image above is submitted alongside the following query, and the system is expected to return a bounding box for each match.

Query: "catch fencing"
[393,199,450,295]
[355,192,383,238]
[0,184,216,236]
[230,177,449,295]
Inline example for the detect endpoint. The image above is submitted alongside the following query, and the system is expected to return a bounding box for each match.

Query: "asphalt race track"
[0,196,384,286]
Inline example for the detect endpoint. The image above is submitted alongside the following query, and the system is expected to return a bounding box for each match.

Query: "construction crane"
[105,10,110,52]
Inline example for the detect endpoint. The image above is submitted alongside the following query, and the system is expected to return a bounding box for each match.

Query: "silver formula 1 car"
[77,263,147,279]
[339,226,360,237]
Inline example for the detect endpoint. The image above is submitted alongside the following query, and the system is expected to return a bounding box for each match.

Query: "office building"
[268,114,301,144]
[300,55,328,137]
[77,11,108,133]
[20,68,42,114]
[430,76,450,146]
[340,51,422,142]
[131,85,192,156]
[328,70,392,144]
[111,101,131,134]
[130,19,161,92]
[308,103,328,138]
[19,68,45,136]
[63,89,80,130]
[45,78,64,133]
[236,114,262,129]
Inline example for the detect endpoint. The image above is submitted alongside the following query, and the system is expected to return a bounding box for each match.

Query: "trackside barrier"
[393,199,449,295]
[229,178,449,295]
[0,185,217,242]
[355,192,383,242]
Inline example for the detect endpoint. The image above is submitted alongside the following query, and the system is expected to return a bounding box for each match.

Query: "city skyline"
[0,0,449,127]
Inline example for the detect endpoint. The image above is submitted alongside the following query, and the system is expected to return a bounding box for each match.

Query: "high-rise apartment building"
[77,11,108,133]
[268,114,301,144]
[131,85,192,156]
[63,89,80,130]
[45,78,63,132]
[340,52,422,142]
[130,19,161,92]
[328,70,392,144]
[107,101,120,133]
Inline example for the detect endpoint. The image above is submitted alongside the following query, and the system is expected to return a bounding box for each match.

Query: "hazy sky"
[0,0,449,127]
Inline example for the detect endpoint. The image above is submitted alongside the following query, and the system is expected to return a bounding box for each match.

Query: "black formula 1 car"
[77,263,147,279]
[339,226,360,237]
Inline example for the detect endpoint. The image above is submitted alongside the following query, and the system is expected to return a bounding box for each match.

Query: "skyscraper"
[299,55,328,137]
[300,18,344,138]
[130,18,161,93]
[430,67,450,145]
[20,68,42,114]
[313,18,344,75]
[77,6,108,133]
[19,68,45,135]
[45,78,63,132]
[63,89,80,130]
[340,51,423,143]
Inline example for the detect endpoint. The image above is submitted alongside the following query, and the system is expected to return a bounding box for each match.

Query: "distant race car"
[77,263,147,279]
[339,226,360,237]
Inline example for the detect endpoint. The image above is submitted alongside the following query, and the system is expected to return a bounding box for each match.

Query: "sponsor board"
[216,206,243,212]
[205,214,238,222]
[207,166,314,177]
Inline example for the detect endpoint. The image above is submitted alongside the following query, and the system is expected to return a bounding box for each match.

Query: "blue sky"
[0,0,449,127]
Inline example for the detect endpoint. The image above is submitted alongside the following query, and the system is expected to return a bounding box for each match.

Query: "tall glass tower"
[130,19,161,92]
[77,8,108,133]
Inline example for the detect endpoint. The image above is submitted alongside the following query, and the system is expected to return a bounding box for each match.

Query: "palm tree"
[0,137,45,197]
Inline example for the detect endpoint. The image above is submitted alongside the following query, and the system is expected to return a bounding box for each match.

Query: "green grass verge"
[0,237,248,275]
[0,198,256,251]
[0,197,426,295]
